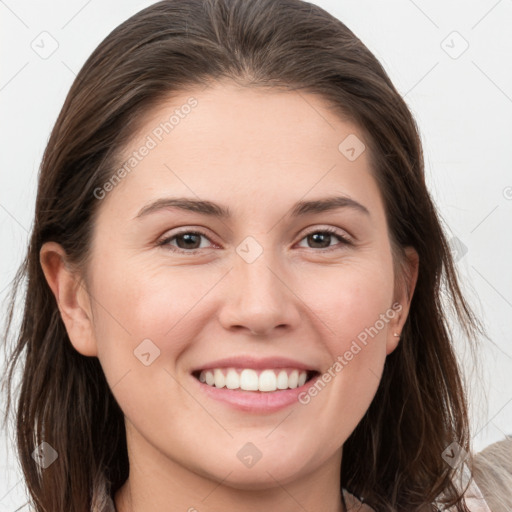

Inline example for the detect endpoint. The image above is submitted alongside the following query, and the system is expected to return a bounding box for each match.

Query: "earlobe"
[39,242,98,357]
[386,329,402,355]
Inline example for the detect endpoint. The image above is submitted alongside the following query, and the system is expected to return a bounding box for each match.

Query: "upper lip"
[190,355,320,373]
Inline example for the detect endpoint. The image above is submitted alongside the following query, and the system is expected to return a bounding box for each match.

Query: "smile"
[192,367,319,392]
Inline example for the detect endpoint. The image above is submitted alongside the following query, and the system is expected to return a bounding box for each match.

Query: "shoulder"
[342,488,375,511]
[104,494,116,512]
[447,478,492,512]
[471,437,512,511]
[343,480,494,512]
[90,484,116,512]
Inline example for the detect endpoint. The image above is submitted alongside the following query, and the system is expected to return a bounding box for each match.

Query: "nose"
[217,246,301,337]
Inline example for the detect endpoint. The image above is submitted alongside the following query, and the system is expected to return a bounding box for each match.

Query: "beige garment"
[342,479,492,512]
[342,488,375,511]
[97,491,116,512]
[447,477,493,512]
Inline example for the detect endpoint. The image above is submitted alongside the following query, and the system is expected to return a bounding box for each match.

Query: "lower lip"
[191,372,321,413]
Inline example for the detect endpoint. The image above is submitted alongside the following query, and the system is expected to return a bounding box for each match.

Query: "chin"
[211,466,302,491]
[198,453,309,489]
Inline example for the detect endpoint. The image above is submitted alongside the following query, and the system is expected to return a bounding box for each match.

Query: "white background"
[1,0,511,509]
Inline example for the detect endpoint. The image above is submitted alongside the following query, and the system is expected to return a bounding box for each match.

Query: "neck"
[114,428,346,512]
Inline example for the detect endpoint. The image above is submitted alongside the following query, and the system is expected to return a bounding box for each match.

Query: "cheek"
[296,255,395,344]
[90,257,216,348]
[89,261,207,425]
[296,258,393,417]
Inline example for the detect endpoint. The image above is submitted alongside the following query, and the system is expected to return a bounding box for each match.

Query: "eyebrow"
[134,195,370,220]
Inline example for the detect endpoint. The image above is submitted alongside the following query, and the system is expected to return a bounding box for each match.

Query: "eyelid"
[300,225,352,240]
[296,225,353,249]
[157,225,353,253]
[156,227,218,250]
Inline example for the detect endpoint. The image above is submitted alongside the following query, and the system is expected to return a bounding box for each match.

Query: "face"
[42,81,417,497]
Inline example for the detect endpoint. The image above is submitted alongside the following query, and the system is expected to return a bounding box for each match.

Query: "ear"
[39,242,98,357]
[386,246,419,355]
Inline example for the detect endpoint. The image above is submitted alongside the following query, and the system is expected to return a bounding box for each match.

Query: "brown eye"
[158,230,214,252]
[297,228,352,251]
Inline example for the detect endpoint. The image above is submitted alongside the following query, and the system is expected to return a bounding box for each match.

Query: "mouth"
[191,367,321,393]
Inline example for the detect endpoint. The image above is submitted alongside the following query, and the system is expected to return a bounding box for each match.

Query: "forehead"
[128,81,360,155]
[100,81,385,224]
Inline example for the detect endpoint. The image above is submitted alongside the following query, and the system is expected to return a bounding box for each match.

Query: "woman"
[2,0,505,510]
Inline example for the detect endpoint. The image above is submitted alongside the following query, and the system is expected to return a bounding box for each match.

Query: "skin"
[40,81,419,512]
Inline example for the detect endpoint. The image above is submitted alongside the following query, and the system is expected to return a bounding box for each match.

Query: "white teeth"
[276,370,288,389]
[259,369,277,392]
[288,370,299,388]
[213,368,225,388]
[197,367,311,392]
[240,369,259,390]
[288,369,299,389]
[225,369,239,389]
[205,371,215,386]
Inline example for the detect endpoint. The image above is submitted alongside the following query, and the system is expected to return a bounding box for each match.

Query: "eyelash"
[157,227,352,254]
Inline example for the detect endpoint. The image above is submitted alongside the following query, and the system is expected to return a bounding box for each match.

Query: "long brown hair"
[1,0,485,510]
